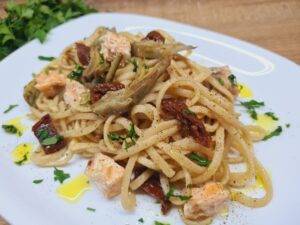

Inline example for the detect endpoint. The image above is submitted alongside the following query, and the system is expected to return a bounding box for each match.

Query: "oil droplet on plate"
[11,143,32,165]
[5,117,27,136]
[254,114,277,132]
[238,83,253,99]
[57,174,91,202]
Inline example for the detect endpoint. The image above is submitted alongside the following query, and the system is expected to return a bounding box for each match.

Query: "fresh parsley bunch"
[0,0,96,60]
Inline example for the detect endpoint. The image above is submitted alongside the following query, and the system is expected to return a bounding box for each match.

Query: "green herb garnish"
[99,53,105,64]
[15,154,28,166]
[183,108,196,116]
[154,221,170,225]
[240,100,265,120]
[108,124,139,150]
[2,124,22,136]
[3,104,18,113]
[54,167,70,184]
[86,207,96,212]
[68,65,83,81]
[166,187,191,201]
[286,123,290,128]
[228,74,237,86]
[138,218,144,223]
[217,78,224,85]
[108,133,125,141]
[263,126,282,141]
[131,59,138,72]
[264,112,279,121]
[188,152,210,167]
[41,135,63,145]
[33,179,43,184]
[38,55,55,61]
[0,0,96,60]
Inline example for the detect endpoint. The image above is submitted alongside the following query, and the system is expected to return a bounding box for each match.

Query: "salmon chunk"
[100,31,131,62]
[35,71,66,98]
[63,79,88,107]
[85,153,125,198]
[184,182,229,219]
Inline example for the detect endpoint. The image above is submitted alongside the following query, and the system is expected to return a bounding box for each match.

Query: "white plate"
[0,13,300,225]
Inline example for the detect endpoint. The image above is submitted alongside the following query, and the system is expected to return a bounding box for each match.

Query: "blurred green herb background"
[0,0,96,60]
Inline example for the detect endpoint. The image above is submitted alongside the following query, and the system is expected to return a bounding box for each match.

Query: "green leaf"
[285,123,290,128]
[131,58,138,72]
[154,221,171,225]
[228,74,237,86]
[38,55,56,61]
[33,179,43,184]
[68,65,84,81]
[2,124,22,136]
[138,218,144,223]
[263,126,282,141]
[41,135,63,145]
[86,207,96,212]
[54,167,70,184]
[15,154,28,166]
[128,123,139,141]
[34,29,47,42]
[240,100,265,120]
[108,133,125,141]
[3,104,18,113]
[264,112,279,121]
[188,152,210,167]
[21,8,34,19]
[182,108,196,116]
[166,187,191,201]
[217,77,224,85]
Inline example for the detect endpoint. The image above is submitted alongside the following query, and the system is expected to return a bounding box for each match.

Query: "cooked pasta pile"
[24,27,272,224]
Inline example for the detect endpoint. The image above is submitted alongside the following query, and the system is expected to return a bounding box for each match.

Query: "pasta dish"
[23,27,272,224]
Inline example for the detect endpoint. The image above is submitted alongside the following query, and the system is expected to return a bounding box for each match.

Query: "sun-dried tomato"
[140,173,172,215]
[32,114,66,154]
[143,31,165,43]
[76,42,90,66]
[90,82,125,103]
[161,98,212,147]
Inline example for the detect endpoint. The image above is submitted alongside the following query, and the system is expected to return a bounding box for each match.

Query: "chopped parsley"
[67,65,84,81]
[86,207,96,212]
[41,134,63,145]
[108,133,125,141]
[15,154,28,166]
[99,52,105,64]
[263,126,282,141]
[108,123,139,150]
[286,123,290,128]
[264,112,279,121]
[217,77,224,86]
[131,58,138,72]
[38,55,55,61]
[0,0,96,61]
[33,179,43,184]
[183,108,196,116]
[3,104,18,113]
[188,152,210,167]
[228,74,237,86]
[138,218,144,223]
[154,221,170,225]
[240,100,265,120]
[53,167,70,184]
[2,124,22,136]
[166,187,191,201]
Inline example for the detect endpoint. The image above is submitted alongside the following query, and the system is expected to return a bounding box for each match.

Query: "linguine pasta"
[24,27,272,224]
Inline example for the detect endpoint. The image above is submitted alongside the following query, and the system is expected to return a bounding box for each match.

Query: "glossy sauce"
[5,117,27,136]
[11,143,32,164]
[56,174,91,202]
[238,83,253,99]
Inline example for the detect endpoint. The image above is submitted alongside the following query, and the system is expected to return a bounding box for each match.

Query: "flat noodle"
[26,27,273,224]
